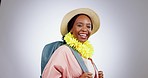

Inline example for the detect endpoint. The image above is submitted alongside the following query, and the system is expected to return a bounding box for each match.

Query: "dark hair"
[67,14,93,32]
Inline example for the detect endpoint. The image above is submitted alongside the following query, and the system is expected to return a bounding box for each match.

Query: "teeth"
[80,34,86,36]
[79,34,87,38]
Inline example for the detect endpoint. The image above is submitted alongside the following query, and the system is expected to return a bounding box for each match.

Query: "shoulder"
[54,45,72,55]
[56,45,71,51]
[50,45,76,62]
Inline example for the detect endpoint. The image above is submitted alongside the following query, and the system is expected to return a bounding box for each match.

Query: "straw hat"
[60,8,100,36]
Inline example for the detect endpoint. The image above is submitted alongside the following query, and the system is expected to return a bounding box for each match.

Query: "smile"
[79,33,87,39]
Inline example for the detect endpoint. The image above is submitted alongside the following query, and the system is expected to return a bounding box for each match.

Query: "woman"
[42,8,103,78]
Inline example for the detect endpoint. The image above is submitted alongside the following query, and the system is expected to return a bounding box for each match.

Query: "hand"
[80,72,93,78]
[98,71,104,78]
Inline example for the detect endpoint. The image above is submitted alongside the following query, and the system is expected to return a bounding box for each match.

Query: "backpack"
[40,41,88,78]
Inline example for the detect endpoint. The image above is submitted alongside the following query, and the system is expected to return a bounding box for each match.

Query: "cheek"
[88,30,92,36]
[88,29,92,33]
[70,28,79,38]
[70,26,79,33]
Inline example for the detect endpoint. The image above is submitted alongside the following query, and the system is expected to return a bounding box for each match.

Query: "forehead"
[75,15,91,22]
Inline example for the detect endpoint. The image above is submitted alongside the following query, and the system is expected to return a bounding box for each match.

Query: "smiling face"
[70,15,92,43]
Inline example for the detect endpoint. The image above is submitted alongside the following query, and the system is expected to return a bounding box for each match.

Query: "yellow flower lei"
[64,32,94,59]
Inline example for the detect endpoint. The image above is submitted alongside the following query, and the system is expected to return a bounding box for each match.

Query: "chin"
[79,39,87,43]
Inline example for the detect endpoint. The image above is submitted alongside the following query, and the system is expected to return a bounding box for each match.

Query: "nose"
[81,26,87,31]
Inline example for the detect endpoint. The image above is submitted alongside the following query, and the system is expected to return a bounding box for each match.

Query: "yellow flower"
[64,32,94,59]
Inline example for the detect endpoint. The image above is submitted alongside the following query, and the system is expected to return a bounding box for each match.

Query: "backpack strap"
[67,45,89,72]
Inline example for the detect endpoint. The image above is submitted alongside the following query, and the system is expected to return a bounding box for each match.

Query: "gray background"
[0,0,148,78]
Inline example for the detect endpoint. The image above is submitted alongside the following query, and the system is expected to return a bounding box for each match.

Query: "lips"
[79,33,88,39]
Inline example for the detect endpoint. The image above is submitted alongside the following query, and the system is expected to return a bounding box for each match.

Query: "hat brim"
[60,8,100,36]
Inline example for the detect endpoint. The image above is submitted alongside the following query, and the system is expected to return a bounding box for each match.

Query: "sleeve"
[42,45,71,78]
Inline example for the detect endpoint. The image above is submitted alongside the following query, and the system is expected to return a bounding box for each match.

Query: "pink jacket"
[42,45,99,78]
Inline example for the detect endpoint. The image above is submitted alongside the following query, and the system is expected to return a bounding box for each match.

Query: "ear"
[70,28,73,33]
[70,31,73,34]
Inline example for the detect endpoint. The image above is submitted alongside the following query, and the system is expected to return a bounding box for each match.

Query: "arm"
[42,45,83,78]
[42,46,69,78]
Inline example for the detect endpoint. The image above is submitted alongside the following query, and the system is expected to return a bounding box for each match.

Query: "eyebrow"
[76,22,91,25]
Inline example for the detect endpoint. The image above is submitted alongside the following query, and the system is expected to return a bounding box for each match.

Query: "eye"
[87,25,92,30]
[77,24,82,27]
[87,25,91,28]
